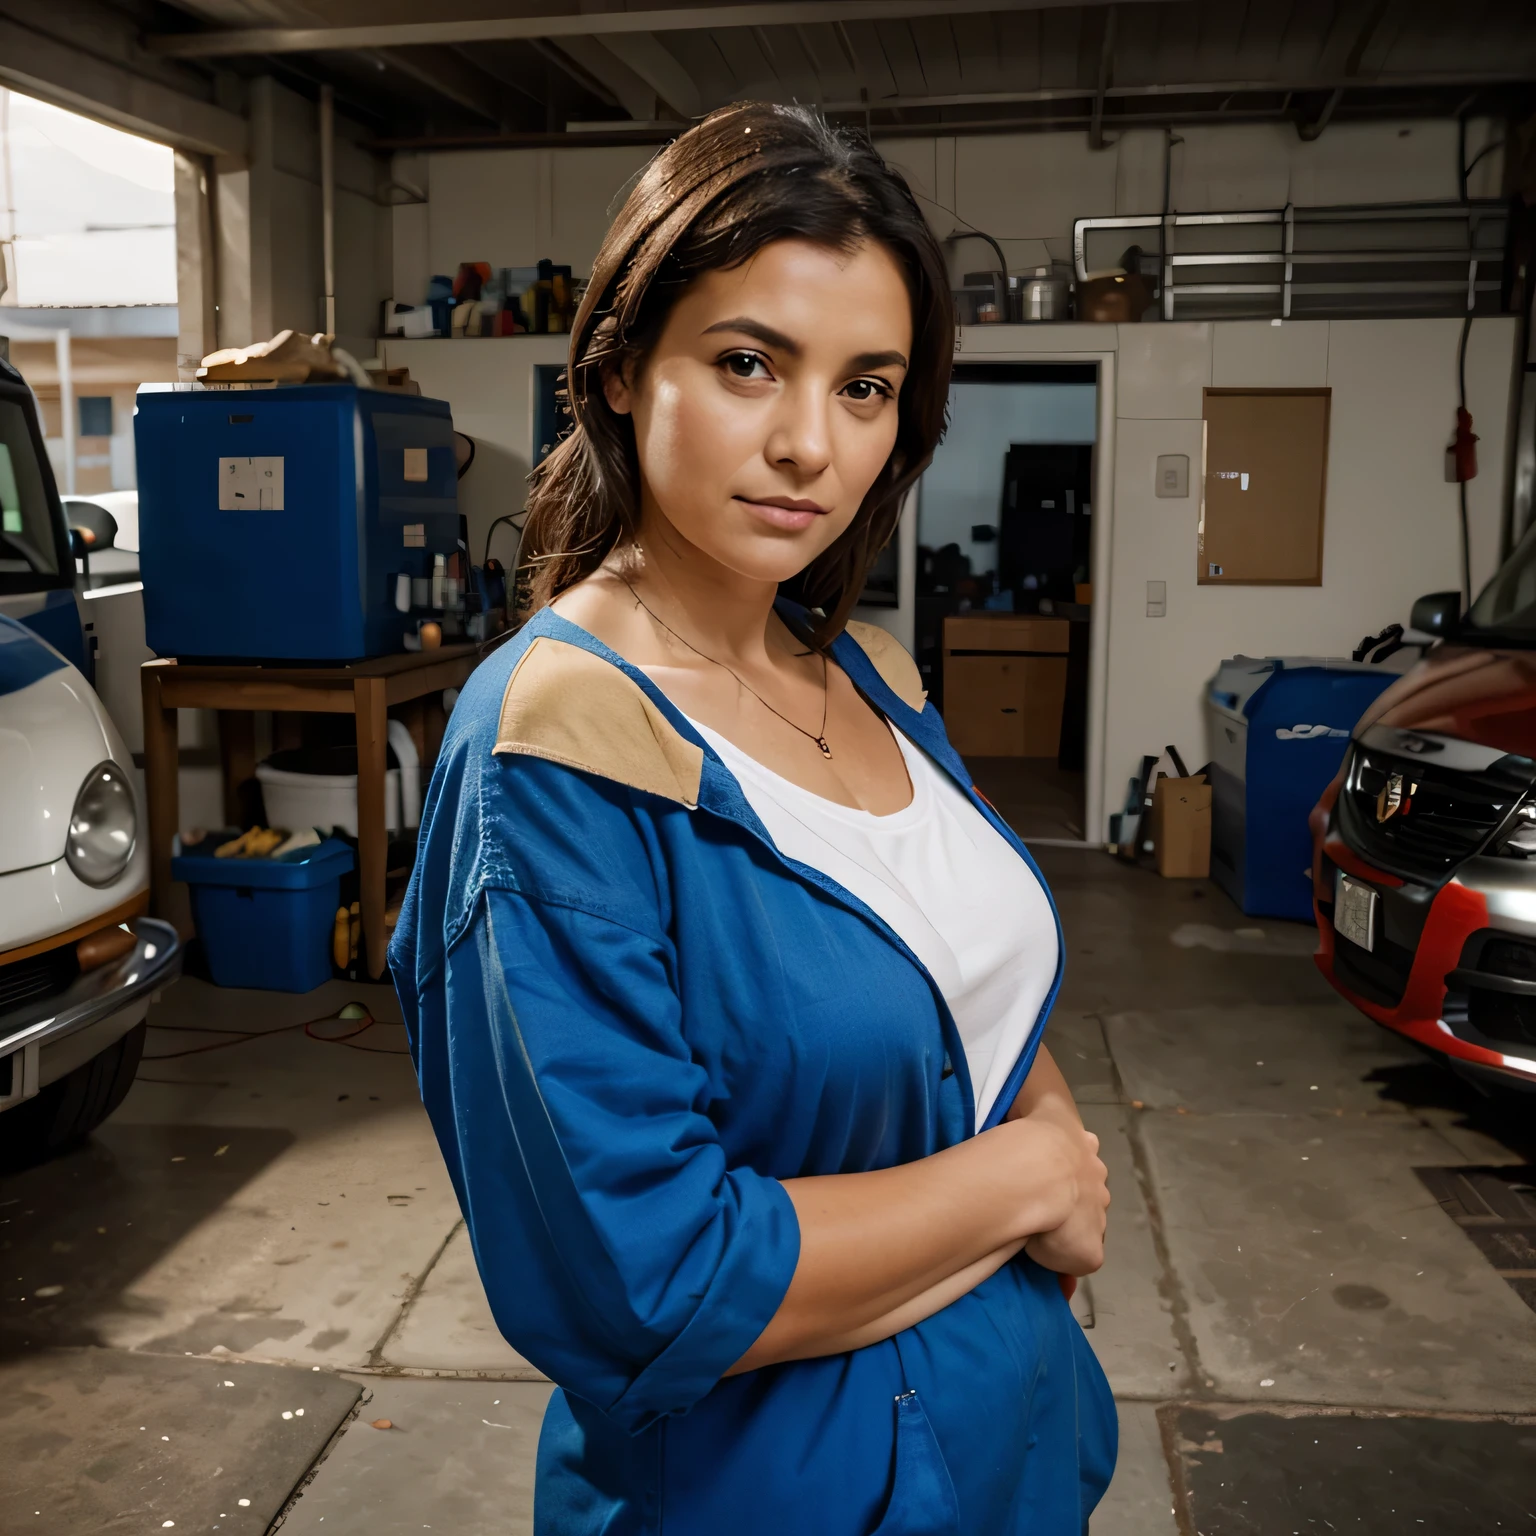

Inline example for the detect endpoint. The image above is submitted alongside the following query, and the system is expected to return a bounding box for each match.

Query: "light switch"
[1155,454,1189,497]
[1146,580,1167,618]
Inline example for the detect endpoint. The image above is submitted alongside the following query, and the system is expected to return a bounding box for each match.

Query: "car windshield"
[1464,519,1536,646]
[0,399,63,589]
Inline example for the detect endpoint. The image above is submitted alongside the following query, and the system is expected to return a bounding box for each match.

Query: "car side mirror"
[1410,591,1461,638]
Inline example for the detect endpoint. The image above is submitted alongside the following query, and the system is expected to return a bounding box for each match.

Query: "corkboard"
[1198,388,1330,586]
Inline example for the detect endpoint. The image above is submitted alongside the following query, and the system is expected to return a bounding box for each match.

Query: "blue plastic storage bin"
[135,384,458,662]
[1206,657,1398,922]
[172,838,355,992]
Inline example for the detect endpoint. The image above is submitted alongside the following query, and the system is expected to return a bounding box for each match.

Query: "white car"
[0,355,178,1168]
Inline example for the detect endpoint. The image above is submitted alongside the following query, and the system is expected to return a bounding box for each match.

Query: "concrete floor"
[4,850,1534,1533]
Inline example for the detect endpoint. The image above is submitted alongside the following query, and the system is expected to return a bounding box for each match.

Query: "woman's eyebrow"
[702,317,908,373]
[703,316,800,354]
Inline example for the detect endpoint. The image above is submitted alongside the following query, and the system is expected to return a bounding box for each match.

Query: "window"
[0,401,64,588]
[79,396,113,438]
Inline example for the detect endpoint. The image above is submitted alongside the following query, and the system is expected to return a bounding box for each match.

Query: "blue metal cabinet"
[135,384,458,662]
[1206,656,1397,921]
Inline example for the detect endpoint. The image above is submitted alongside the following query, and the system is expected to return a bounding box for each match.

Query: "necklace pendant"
[816,737,833,760]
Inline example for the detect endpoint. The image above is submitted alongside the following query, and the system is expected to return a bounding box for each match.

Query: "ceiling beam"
[378,46,521,125]
[538,36,652,120]
[0,12,246,156]
[818,72,1536,113]
[608,33,701,119]
[144,1,1174,60]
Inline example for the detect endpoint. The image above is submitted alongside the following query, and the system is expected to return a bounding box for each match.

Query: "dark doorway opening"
[916,362,1097,842]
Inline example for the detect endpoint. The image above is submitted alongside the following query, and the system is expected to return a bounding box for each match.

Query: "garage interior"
[3,1,1536,1532]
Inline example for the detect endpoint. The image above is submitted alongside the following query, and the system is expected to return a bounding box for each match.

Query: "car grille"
[0,945,81,1018]
[1336,743,1533,885]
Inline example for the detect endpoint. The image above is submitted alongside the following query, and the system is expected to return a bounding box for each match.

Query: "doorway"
[916,362,1097,842]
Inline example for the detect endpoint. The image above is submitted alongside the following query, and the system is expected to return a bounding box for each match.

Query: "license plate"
[1336,874,1378,952]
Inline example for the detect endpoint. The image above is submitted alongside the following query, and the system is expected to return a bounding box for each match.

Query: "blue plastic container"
[1206,657,1398,921]
[135,384,458,662]
[172,838,355,992]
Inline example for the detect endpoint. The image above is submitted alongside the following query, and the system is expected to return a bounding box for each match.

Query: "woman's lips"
[734,496,828,532]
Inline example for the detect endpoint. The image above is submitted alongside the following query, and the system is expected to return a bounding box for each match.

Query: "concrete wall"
[877,119,1505,281]
[389,119,1505,301]
[206,78,391,363]
[389,145,657,309]
[1102,315,1518,827]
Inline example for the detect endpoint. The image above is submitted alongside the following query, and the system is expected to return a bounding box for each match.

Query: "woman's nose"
[764,383,832,478]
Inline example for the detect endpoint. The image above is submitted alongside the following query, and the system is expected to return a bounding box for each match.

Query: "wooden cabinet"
[941,615,1070,758]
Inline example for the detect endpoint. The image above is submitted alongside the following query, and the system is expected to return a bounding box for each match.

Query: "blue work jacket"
[391,604,1116,1535]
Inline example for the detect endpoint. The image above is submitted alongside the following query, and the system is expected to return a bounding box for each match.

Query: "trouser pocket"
[868,1390,962,1536]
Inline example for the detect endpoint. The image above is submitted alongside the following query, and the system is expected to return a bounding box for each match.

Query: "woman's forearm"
[728,1116,1078,1373]
[803,1239,1027,1358]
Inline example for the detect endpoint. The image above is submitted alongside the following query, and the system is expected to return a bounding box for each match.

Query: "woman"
[392,102,1116,1535]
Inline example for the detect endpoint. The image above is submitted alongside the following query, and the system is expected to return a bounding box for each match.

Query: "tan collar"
[493,620,923,808]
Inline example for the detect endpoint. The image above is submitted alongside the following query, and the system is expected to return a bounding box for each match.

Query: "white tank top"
[690,719,1059,1125]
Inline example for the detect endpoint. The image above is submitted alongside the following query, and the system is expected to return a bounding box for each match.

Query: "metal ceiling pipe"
[1089,5,1117,151]
[320,83,336,337]
[1297,86,1343,141]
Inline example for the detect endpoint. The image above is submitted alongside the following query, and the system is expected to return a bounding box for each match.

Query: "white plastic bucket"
[256,761,401,837]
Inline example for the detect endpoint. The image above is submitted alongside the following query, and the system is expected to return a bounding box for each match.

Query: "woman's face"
[604,236,913,586]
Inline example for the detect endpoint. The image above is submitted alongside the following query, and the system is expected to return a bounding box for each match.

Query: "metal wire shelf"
[1073,201,1509,321]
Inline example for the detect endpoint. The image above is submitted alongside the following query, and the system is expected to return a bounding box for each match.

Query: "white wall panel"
[1099,316,1518,837]
[1211,321,1330,389]
[1116,324,1211,420]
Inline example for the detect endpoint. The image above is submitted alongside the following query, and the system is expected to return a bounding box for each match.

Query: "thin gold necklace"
[619,577,833,759]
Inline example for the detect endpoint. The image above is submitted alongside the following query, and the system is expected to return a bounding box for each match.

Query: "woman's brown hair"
[520,101,954,644]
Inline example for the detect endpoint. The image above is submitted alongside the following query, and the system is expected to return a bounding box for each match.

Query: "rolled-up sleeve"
[424,884,800,1433]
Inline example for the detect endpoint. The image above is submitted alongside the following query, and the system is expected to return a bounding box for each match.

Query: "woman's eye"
[723,351,769,380]
[843,378,891,402]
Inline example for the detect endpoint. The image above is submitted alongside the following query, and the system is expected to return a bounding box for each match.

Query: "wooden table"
[141,646,481,980]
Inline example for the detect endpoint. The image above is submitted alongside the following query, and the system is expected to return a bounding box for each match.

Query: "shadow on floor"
[0,1121,294,1362]
[1367,1054,1536,1163]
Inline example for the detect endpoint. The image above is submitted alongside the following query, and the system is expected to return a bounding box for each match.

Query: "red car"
[1313,575,1536,1097]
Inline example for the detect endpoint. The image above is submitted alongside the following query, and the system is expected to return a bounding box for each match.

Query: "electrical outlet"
[1146,580,1167,618]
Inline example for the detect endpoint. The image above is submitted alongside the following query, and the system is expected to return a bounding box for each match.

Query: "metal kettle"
[1011,267,1071,322]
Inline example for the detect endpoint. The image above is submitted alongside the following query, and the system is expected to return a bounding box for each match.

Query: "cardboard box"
[1151,774,1212,878]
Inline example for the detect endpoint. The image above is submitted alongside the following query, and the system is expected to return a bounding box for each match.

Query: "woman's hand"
[1023,1126,1110,1277]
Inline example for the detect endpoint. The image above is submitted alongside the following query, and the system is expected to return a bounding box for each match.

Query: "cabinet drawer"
[943,654,1067,759]
[943,615,1070,655]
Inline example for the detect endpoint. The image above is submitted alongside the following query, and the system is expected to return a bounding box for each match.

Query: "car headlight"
[67,760,137,887]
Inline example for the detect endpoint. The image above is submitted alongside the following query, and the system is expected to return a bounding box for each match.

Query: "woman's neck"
[625,507,788,666]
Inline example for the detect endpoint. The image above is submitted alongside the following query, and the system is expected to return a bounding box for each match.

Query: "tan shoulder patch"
[843,620,927,711]
[493,636,703,808]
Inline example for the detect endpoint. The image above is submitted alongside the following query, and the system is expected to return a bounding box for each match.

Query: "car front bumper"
[1313,809,1536,1089]
[0,918,181,1111]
